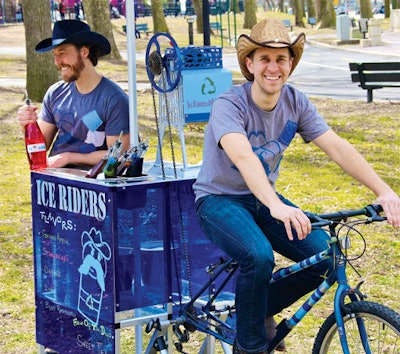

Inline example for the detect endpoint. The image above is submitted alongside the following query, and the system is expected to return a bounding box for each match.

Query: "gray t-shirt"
[39,77,129,156]
[193,82,330,201]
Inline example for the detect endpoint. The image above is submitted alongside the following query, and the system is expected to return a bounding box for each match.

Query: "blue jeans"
[196,194,332,353]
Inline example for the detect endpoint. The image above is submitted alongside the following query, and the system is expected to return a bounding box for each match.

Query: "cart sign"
[182,68,232,123]
[32,175,116,353]
[31,171,236,353]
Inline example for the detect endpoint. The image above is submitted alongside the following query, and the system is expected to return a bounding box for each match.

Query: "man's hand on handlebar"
[375,191,400,228]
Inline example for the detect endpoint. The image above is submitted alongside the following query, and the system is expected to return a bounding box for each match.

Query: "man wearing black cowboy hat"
[17,20,130,169]
[193,18,400,354]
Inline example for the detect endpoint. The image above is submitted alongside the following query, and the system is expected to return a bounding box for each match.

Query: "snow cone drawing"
[78,227,111,325]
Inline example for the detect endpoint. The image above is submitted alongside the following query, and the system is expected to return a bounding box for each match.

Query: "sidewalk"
[306,30,400,57]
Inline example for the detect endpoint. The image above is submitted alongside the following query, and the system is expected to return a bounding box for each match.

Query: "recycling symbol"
[201,77,216,95]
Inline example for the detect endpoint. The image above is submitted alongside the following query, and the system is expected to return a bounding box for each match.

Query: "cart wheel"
[145,32,182,93]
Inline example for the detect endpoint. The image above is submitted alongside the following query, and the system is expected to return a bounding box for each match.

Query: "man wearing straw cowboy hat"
[193,18,400,353]
[17,20,130,168]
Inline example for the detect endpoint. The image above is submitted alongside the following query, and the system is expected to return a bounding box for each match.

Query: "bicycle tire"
[312,300,400,354]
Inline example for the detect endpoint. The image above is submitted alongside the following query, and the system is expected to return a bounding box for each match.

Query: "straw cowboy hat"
[35,19,111,57]
[237,18,306,81]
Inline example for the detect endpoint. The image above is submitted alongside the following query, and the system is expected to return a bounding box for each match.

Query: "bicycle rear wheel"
[312,300,400,354]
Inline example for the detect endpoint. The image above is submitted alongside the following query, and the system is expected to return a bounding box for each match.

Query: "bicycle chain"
[151,85,165,178]
[161,82,177,179]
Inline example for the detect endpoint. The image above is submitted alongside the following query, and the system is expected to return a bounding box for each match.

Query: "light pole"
[185,15,196,45]
[2,0,5,25]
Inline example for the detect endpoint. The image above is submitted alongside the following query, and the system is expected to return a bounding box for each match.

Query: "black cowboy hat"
[35,20,111,57]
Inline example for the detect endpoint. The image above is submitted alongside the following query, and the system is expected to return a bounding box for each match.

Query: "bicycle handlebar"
[305,204,387,228]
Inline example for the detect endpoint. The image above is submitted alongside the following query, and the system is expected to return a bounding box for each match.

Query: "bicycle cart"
[31,168,236,353]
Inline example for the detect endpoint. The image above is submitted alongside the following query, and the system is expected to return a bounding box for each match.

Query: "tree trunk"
[384,0,390,17]
[22,0,58,102]
[307,0,316,19]
[243,0,257,29]
[278,0,285,12]
[194,0,204,34]
[82,0,121,59]
[293,0,305,27]
[151,0,169,33]
[359,0,373,18]
[315,0,336,28]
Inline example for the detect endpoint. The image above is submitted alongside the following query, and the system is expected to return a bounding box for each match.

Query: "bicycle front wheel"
[312,300,400,354]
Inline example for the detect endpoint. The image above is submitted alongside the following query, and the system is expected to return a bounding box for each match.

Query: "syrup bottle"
[24,96,47,170]
[103,131,123,178]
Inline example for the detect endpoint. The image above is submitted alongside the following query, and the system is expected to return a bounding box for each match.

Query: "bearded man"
[17,20,130,168]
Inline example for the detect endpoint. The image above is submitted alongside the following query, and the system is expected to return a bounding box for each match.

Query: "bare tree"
[307,0,316,19]
[82,0,121,59]
[151,0,169,33]
[384,0,390,17]
[3,0,17,22]
[278,0,285,12]
[194,0,204,34]
[359,0,373,18]
[292,0,305,27]
[315,0,336,28]
[243,0,257,29]
[21,0,58,102]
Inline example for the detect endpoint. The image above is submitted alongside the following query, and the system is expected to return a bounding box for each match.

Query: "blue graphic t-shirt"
[39,77,130,156]
[193,82,330,201]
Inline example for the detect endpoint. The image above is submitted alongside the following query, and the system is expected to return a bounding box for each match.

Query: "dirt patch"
[0,24,26,47]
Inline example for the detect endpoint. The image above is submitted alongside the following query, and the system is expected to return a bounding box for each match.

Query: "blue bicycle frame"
[152,205,387,353]
[268,232,369,353]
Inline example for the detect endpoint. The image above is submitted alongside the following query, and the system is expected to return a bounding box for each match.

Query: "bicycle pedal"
[173,324,190,342]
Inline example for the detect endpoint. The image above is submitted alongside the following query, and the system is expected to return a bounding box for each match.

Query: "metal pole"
[126,0,139,147]
[227,0,231,44]
[186,15,196,45]
[218,0,223,47]
[189,21,194,45]
[2,0,5,25]
[233,0,237,47]
[203,0,210,46]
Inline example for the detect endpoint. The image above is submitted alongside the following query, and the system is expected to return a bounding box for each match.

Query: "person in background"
[59,0,65,20]
[74,0,81,20]
[17,20,130,169]
[193,18,400,354]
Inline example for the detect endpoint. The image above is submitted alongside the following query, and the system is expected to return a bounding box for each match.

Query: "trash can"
[336,14,351,41]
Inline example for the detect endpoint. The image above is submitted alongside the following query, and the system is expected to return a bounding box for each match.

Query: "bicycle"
[144,204,400,353]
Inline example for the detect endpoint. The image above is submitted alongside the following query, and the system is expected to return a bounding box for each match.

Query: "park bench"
[349,62,400,102]
[282,19,293,31]
[210,21,225,35]
[122,23,152,37]
[164,7,179,16]
[135,23,152,36]
[308,17,316,28]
